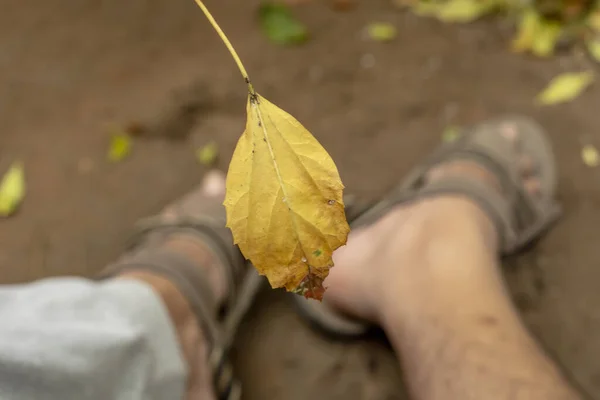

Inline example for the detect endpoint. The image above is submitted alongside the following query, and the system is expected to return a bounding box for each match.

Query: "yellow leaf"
[442,125,461,142]
[436,0,495,23]
[411,0,500,23]
[196,141,219,166]
[412,1,446,17]
[536,71,594,105]
[108,133,132,162]
[193,0,348,300]
[582,144,600,167]
[588,10,600,32]
[366,22,397,42]
[511,9,540,53]
[531,20,561,57]
[224,94,350,300]
[511,9,560,57]
[587,39,600,62]
[0,162,25,217]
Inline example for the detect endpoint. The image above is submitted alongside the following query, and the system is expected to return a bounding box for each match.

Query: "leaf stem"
[193,0,256,95]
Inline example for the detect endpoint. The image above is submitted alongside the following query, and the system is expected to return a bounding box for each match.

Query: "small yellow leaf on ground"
[411,1,444,17]
[196,141,219,166]
[587,39,600,62]
[366,22,397,42]
[511,9,560,57]
[108,133,132,162]
[536,72,594,105]
[409,1,444,17]
[512,9,540,53]
[224,93,350,300]
[0,162,25,217]
[582,144,600,167]
[531,21,561,57]
[442,125,461,142]
[588,10,600,32]
[436,0,495,23]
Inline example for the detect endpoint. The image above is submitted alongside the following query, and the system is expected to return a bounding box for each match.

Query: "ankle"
[374,196,500,324]
[116,271,199,331]
[117,233,230,310]
[387,196,499,257]
[115,271,215,399]
[161,234,229,305]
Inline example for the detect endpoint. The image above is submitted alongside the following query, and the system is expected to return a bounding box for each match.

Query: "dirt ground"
[2,0,600,398]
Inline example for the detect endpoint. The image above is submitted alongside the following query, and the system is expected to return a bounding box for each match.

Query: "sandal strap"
[353,117,561,254]
[101,248,220,348]
[129,215,246,309]
[397,177,515,249]
[98,215,249,400]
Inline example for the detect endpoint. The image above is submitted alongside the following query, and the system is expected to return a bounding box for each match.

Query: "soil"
[1,0,600,399]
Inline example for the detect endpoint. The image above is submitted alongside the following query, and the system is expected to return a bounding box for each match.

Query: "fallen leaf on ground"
[0,162,25,217]
[588,10,600,32]
[536,71,594,105]
[442,125,461,142]
[512,9,541,53]
[417,0,496,23]
[437,0,489,23]
[411,1,444,17]
[531,20,561,57]
[582,144,599,167]
[512,9,560,57]
[259,3,308,45]
[108,133,132,162]
[587,38,600,62]
[224,94,350,300]
[196,141,219,166]
[366,22,397,42]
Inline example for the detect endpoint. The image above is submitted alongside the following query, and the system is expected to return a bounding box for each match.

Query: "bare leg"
[104,141,582,399]
[324,160,583,399]
[114,172,230,400]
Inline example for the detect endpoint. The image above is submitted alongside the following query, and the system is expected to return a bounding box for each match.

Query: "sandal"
[293,115,562,339]
[97,185,264,400]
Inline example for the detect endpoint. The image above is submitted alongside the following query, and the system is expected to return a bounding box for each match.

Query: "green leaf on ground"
[442,125,461,142]
[108,133,132,162]
[536,71,594,105]
[587,38,600,62]
[582,144,600,167]
[196,141,219,166]
[0,162,25,217]
[259,3,308,45]
[366,22,397,42]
